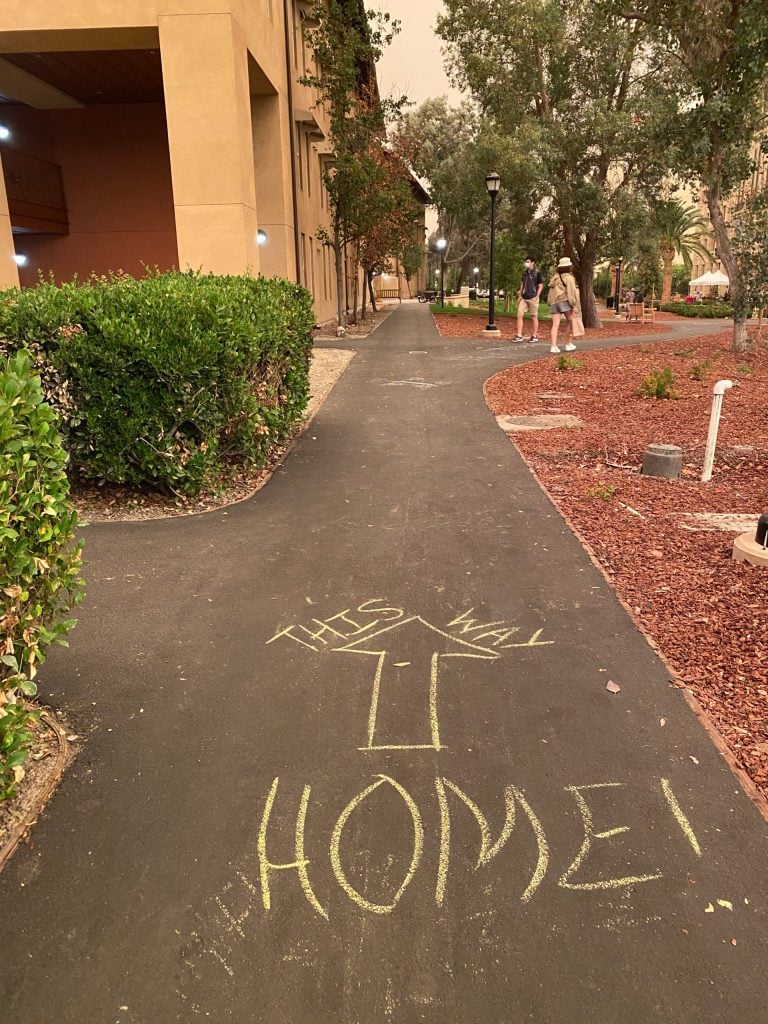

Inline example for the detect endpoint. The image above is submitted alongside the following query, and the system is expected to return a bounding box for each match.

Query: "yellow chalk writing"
[330,775,424,914]
[257,777,328,919]
[434,778,516,906]
[511,786,550,903]
[559,783,663,891]
[661,778,702,857]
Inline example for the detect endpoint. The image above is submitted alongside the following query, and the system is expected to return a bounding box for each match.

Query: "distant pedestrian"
[548,257,581,353]
[513,257,544,344]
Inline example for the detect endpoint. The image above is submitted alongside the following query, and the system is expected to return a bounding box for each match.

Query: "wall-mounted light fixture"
[14,253,28,267]
[0,125,11,142]
[257,230,268,246]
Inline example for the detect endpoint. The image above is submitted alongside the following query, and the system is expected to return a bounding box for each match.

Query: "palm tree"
[652,200,712,303]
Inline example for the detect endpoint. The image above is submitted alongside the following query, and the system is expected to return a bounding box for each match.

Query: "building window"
[306,135,312,197]
[296,128,304,192]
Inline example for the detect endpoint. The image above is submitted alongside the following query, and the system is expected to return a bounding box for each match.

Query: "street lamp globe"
[485,172,501,196]
[436,238,447,251]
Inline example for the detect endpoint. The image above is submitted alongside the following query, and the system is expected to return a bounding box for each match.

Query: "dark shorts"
[550,300,573,314]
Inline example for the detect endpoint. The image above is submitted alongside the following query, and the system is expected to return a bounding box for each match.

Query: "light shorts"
[550,300,573,314]
[518,296,540,314]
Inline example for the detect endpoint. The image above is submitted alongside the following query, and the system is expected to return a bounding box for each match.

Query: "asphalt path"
[1,304,766,1023]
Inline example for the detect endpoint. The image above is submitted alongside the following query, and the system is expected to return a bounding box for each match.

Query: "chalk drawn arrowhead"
[333,616,500,660]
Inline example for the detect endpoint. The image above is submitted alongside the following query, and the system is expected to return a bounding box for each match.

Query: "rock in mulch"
[485,329,768,798]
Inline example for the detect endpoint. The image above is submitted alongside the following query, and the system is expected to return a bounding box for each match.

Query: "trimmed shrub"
[1,351,84,800]
[0,271,315,496]
[639,366,678,399]
[660,302,733,318]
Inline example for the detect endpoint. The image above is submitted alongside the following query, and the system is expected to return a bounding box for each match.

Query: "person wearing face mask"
[512,257,544,343]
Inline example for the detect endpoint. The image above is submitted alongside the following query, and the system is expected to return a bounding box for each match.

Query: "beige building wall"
[0,0,342,323]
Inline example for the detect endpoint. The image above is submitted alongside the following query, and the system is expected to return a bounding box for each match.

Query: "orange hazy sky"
[368,0,464,107]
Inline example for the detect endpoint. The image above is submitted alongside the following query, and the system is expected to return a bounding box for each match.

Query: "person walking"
[548,257,581,353]
[512,257,544,343]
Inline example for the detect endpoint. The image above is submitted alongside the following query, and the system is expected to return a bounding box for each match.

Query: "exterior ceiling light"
[14,253,27,267]
[257,230,268,246]
[0,125,10,141]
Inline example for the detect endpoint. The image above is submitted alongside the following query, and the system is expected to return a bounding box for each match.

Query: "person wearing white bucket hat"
[547,257,582,353]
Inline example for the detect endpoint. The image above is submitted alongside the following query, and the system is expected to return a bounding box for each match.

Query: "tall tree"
[733,190,768,338]
[302,0,403,329]
[437,0,679,327]
[651,200,711,302]
[623,0,768,349]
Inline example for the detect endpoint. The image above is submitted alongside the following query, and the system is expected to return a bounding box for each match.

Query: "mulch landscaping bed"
[485,329,768,798]
[434,312,670,340]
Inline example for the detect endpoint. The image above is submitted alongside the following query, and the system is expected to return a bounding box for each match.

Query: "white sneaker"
[527,336,539,344]
[564,343,577,352]
[512,335,524,343]
[550,346,561,354]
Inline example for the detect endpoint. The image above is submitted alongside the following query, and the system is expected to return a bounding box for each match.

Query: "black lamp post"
[484,172,501,334]
[436,237,447,307]
[614,257,624,318]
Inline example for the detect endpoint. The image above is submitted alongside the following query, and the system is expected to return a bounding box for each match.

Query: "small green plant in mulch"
[674,348,695,359]
[555,354,582,371]
[690,360,713,381]
[736,363,753,375]
[586,482,617,501]
[639,366,678,399]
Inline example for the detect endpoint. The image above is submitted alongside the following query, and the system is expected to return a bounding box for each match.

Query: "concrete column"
[251,88,296,282]
[0,153,19,290]
[159,12,259,276]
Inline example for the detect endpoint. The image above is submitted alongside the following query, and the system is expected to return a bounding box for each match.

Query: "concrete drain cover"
[496,413,582,432]
[383,378,439,389]
[681,513,760,533]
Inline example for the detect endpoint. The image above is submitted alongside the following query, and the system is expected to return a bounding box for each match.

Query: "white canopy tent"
[690,270,730,289]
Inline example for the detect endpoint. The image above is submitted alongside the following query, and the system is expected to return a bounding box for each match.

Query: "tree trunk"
[576,262,599,329]
[705,184,753,353]
[361,264,368,321]
[334,233,345,330]
[564,226,599,329]
[343,241,350,323]
[351,240,360,325]
[368,270,378,313]
[660,248,675,303]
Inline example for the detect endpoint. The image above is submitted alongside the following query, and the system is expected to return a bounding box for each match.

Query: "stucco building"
[0,0,360,323]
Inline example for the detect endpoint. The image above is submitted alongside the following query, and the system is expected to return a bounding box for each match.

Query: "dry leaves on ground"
[485,329,768,797]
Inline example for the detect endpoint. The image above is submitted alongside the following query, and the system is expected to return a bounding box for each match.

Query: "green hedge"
[1,351,84,800]
[660,302,733,318]
[0,271,315,496]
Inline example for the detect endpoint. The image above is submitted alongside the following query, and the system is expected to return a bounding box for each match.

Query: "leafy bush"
[556,354,582,371]
[1,351,84,800]
[660,302,733,318]
[0,271,315,496]
[639,366,678,399]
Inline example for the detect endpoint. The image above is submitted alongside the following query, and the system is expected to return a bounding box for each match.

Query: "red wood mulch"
[434,312,670,339]
[485,329,768,798]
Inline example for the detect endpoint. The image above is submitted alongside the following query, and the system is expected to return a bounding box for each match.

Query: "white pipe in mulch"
[701,379,734,483]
